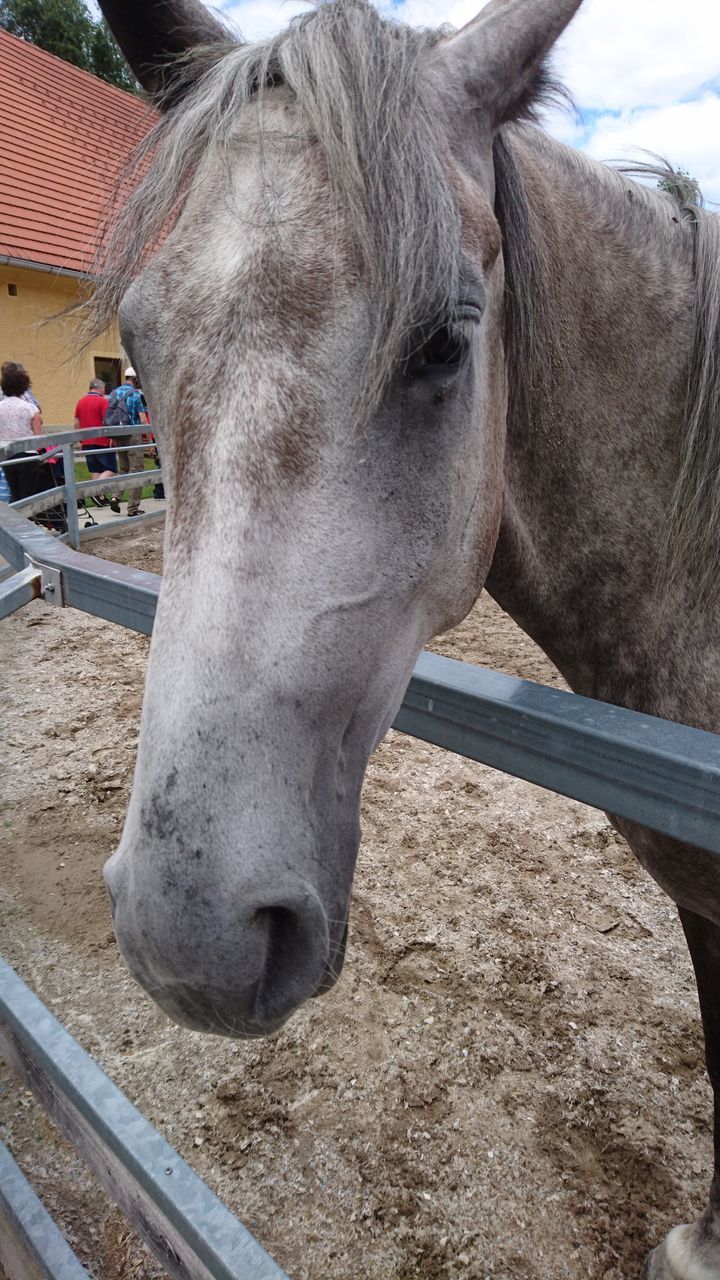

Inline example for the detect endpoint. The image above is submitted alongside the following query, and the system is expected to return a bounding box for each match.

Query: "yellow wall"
[0,264,123,427]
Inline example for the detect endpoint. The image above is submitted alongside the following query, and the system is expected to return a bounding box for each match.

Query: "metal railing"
[0,959,288,1280]
[0,425,166,549]
[2,482,720,1275]
[2,495,720,852]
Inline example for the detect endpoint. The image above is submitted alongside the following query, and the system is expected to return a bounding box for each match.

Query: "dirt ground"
[0,524,711,1280]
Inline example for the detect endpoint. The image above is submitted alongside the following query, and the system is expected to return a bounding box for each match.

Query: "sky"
[218,0,720,206]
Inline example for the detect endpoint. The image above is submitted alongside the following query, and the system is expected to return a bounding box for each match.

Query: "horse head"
[101,0,582,1037]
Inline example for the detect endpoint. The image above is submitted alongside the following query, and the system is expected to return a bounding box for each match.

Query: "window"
[7,283,18,297]
[94,357,122,392]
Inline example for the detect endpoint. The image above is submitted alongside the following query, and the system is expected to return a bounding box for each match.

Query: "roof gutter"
[0,255,90,281]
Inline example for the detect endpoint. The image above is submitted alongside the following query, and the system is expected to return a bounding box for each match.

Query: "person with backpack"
[104,368,148,517]
[74,378,116,507]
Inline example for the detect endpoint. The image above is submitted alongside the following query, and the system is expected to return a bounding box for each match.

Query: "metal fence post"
[62,442,80,550]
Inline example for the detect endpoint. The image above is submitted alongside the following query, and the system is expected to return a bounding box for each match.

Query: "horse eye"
[406,324,469,379]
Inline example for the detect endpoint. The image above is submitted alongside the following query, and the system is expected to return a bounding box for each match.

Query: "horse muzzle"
[104,857,348,1038]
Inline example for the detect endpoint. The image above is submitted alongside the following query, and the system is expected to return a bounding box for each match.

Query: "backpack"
[104,387,134,429]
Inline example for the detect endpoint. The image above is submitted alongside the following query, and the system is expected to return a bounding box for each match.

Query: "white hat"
[124,366,137,379]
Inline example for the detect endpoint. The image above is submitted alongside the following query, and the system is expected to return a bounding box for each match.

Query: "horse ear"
[98,0,230,103]
[430,0,583,128]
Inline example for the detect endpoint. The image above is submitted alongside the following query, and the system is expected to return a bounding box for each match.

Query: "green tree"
[0,0,139,93]
[657,167,703,208]
[88,17,137,95]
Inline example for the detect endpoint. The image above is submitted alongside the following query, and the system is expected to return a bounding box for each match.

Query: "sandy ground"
[0,524,711,1280]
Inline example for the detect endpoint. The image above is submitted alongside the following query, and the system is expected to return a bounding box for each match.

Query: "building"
[0,29,153,424]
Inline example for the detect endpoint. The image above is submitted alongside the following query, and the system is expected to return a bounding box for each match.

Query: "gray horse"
[96,0,720,1274]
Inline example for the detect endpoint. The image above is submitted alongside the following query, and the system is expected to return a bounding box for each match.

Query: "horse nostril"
[255,904,306,983]
[103,848,125,919]
[251,897,329,1023]
[105,882,117,917]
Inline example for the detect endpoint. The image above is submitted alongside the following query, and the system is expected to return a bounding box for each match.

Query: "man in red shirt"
[74,377,119,510]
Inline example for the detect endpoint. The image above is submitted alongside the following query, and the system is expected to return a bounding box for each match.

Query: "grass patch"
[75,455,159,501]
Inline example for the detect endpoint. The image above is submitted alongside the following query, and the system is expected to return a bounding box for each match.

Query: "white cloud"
[222,0,311,41]
[221,0,489,39]
[555,96,720,206]
[551,0,720,112]
[380,0,482,28]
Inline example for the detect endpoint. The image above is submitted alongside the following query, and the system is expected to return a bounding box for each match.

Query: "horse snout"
[103,856,339,1036]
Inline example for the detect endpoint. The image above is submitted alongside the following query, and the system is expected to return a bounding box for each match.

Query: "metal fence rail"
[0,500,159,633]
[397,655,720,852]
[0,1139,90,1279]
[0,426,164,549]
[1,497,719,852]
[0,959,289,1280]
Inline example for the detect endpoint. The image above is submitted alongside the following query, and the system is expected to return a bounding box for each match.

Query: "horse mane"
[672,206,720,604]
[494,132,720,606]
[492,128,547,437]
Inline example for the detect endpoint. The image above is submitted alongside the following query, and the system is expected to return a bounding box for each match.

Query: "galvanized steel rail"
[0,426,163,550]
[397,654,720,853]
[0,959,289,1280]
[0,1139,90,1279]
[0,501,159,633]
[0,559,41,618]
[1,498,719,852]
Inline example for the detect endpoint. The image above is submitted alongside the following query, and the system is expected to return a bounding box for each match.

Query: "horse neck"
[486,127,716,724]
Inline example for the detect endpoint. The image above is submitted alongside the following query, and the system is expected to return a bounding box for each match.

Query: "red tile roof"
[0,28,156,274]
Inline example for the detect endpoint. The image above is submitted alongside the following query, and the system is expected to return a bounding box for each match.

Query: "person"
[0,361,40,410]
[74,378,118,508]
[0,363,43,502]
[105,367,148,517]
[142,400,165,501]
[152,451,165,501]
[0,362,60,480]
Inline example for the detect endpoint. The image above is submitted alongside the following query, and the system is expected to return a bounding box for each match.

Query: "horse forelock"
[89,0,571,420]
[88,2,454,414]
